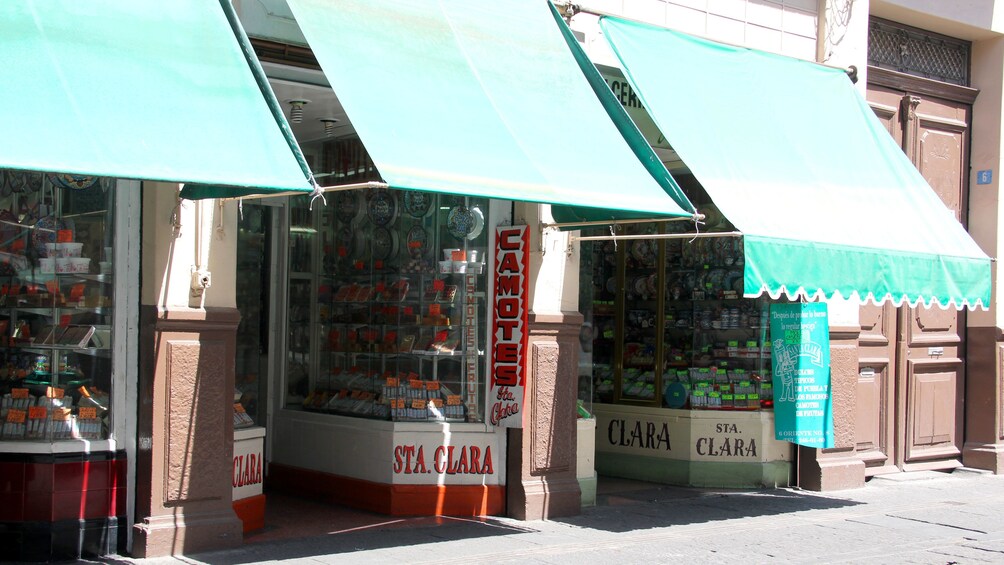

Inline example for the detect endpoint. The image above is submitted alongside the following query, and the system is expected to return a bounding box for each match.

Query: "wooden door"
[860,73,972,473]
[855,85,902,475]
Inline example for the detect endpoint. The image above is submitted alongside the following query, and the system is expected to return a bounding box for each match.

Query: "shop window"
[282,185,490,423]
[579,220,776,412]
[0,170,116,441]
[235,204,272,427]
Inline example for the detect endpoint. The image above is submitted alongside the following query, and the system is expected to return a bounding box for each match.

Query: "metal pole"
[211,180,390,202]
[540,213,704,231]
[571,230,742,242]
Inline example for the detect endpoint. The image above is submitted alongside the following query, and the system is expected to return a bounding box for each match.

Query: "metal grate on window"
[868,17,970,86]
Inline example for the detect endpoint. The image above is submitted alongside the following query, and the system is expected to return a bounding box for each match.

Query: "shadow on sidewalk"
[557,476,861,533]
[102,477,861,564]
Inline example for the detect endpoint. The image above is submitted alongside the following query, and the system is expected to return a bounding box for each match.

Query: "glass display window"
[234,204,273,428]
[579,220,778,412]
[282,185,491,423]
[0,170,117,441]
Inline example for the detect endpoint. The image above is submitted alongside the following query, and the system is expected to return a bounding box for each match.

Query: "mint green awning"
[283,0,695,219]
[600,17,991,310]
[0,0,314,199]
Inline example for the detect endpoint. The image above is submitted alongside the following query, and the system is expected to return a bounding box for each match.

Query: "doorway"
[235,202,281,439]
[857,70,975,474]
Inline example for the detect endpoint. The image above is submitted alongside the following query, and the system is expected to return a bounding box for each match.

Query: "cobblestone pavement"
[102,468,1004,565]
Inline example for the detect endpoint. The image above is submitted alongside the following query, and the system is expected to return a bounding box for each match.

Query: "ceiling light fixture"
[319,117,340,136]
[286,99,310,123]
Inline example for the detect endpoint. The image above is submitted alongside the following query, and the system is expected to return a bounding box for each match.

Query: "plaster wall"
[970,37,1004,327]
[871,0,1004,39]
[571,0,819,69]
[141,184,238,310]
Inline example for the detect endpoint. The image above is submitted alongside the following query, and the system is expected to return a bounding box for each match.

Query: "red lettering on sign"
[496,319,519,341]
[498,228,522,250]
[495,342,519,363]
[494,364,518,387]
[497,297,520,318]
[497,253,520,274]
[491,225,529,429]
[431,445,495,475]
[232,452,263,488]
[496,274,520,296]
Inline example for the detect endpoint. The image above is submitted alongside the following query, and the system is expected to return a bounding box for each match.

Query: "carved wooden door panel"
[856,85,903,475]
[900,92,969,469]
[862,82,970,472]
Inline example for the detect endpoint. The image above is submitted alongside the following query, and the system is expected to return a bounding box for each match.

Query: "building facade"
[2,0,1004,561]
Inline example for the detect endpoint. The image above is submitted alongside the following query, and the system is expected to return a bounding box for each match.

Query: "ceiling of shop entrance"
[262,62,689,177]
[264,63,357,146]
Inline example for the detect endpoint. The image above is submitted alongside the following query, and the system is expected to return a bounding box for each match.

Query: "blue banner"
[770,303,833,448]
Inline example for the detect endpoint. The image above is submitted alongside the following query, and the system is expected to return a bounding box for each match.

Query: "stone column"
[506,203,582,519]
[798,325,866,490]
[133,307,243,557]
[507,312,583,520]
[132,185,243,556]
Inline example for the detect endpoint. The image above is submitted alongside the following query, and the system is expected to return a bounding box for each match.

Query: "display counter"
[269,408,505,516]
[232,426,265,533]
[593,403,792,488]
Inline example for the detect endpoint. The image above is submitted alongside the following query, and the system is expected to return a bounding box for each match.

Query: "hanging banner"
[770,302,834,448]
[489,225,529,428]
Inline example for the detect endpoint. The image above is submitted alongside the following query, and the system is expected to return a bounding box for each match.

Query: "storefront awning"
[599,16,991,309]
[0,0,315,199]
[282,0,696,219]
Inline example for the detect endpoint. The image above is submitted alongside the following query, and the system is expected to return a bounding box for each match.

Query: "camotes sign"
[490,226,529,428]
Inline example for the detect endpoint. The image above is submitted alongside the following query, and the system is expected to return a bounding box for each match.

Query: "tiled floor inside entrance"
[244,490,440,545]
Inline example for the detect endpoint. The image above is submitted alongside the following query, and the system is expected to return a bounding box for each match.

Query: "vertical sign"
[770,302,833,448]
[490,225,529,428]
[463,273,480,421]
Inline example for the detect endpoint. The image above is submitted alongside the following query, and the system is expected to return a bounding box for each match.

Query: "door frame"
[235,197,289,475]
[863,66,978,473]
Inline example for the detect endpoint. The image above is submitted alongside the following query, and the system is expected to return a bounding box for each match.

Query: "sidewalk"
[109,469,1004,564]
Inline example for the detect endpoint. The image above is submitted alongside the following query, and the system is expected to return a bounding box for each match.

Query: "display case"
[283,186,490,423]
[582,221,775,412]
[0,171,115,441]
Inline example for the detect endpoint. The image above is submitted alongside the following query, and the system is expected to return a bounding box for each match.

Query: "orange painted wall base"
[267,464,504,516]
[233,494,266,533]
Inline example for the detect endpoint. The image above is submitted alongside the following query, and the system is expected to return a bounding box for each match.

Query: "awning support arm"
[540,213,704,231]
[212,180,390,202]
[555,2,859,82]
[571,230,742,242]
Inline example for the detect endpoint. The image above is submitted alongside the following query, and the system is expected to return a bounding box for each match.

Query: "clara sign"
[770,303,834,448]
[490,226,529,428]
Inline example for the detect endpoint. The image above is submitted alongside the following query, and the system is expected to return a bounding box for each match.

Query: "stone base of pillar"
[506,428,582,520]
[797,446,866,491]
[963,442,1004,474]
[132,511,242,559]
[134,306,243,558]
